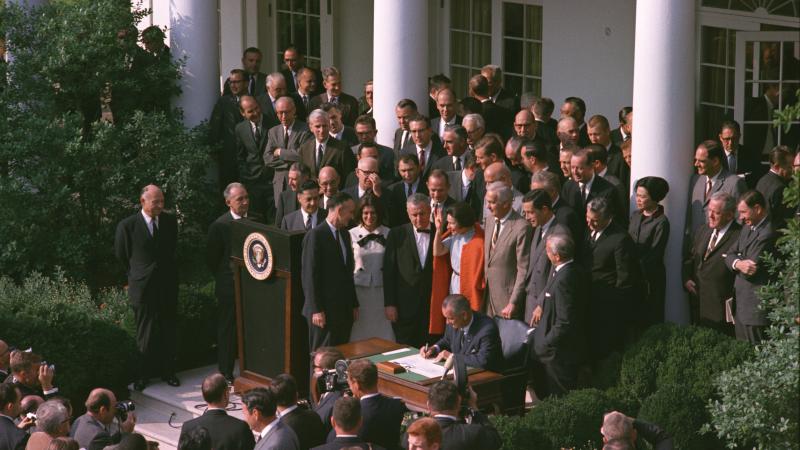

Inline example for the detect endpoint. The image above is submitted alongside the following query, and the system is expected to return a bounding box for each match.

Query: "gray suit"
[686,170,747,236]
[524,221,571,324]
[724,218,777,343]
[255,421,299,450]
[483,210,532,319]
[280,208,326,232]
[264,121,313,203]
[70,414,119,450]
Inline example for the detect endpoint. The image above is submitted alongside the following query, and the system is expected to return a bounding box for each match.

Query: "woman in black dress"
[629,176,670,330]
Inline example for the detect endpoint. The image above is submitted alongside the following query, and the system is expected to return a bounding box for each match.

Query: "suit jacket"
[275,189,299,226]
[299,137,357,181]
[1,415,29,450]
[385,179,429,226]
[432,153,471,173]
[281,208,327,232]
[236,117,277,188]
[434,311,503,371]
[493,88,520,113]
[577,123,590,147]
[683,222,741,322]
[330,127,358,147]
[179,409,255,450]
[383,223,434,323]
[447,170,483,219]
[725,218,778,325]
[399,140,445,181]
[536,118,559,149]
[358,394,406,450]
[580,221,640,302]
[114,211,178,306]
[531,261,586,365]
[256,94,281,126]
[280,67,323,97]
[264,121,313,198]
[313,391,343,435]
[350,143,397,183]
[525,221,571,324]
[605,144,630,191]
[301,222,358,325]
[70,414,122,450]
[480,100,513,140]
[431,115,463,140]
[610,128,627,146]
[280,405,326,450]
[223,71,266,97]
[686,169,747,236]
[311,436,383,450]
[562,175,626,226]
[255,420,299,450]
[308,92,360,126]
[402,414,501,450]
[552,197,582,245]
[756,171,791,229]
[483,210,532,319]
[209,95,244,183]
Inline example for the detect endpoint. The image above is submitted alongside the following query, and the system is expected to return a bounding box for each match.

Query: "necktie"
[491,218,501,250]
[580,183,587,203]
[418,149,426,169]
[704,177,713,201]
[283,127,289,148]
[704,229,718,260]
[591,230,598,242]
[248,75,255,96]
[728,154,737,174]
[330,96,338,105]
[316,143,324,170]
[302,95,309,109]
[334,229,346,263]
[454,156,462,171]
[432,203,439,223]
[401,130,410,148]
[305,213,312,231]
[253,125,261,142]
[535,226,544,247]
[406,183,413,198]
[151,219,159,240]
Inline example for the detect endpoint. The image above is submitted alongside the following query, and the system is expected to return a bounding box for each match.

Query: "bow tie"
[357,233,386,247]
[416,228,431,234]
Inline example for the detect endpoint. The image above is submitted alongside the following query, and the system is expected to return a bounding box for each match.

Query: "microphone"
[441,354,455,380]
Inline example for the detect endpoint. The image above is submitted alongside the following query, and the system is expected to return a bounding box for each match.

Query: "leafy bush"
[639,384,722,450]
[0,271,137,412]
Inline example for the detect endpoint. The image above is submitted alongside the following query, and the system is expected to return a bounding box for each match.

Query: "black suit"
[114,211,178,378]
[605,144,630,192]
[313,391,343,435]
[530,262,587,398]
[579,222,640,361]
[179,409,254,450]
[434,311,503,372]
[524,221,571,324]
[299,137,357,181]
[402,414,501,450]
[280,405,326,450]
[309,93,360,127]
[255,94,281,126]
[610,127,627,146]
[209,95,244,189]
[480,100,513,140]
[385,179,428,227]
[223,72,266,97]
[431,153,471,173]
[562,175,626,226]
[756,171,791,229]
[311,436,383,450]
[494,88,520,113]
[281,67,323,97]
[536,118,559,149]
[0,415,29,450]
[383,223,434,347]
[301,222,358,350]
[357,394,406,450]
[552,197,583,246]
[399,141,445,181]
[331,127,358,147]
[236,117,278,220]
[577,123,590,147]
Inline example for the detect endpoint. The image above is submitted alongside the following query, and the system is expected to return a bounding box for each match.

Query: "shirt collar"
[580,174,595,192]
[715,219,733,236]
[277,404,298,418]
[141,209,158,224]
[360,392,380,400]
[554,259,573,272]
[461,313,475,334]
[751,216,767,231]
[433,414,459,421]
[260,419,279,439]
[327,219,339,237]
[231,210,244,220]
[541,214,555,234]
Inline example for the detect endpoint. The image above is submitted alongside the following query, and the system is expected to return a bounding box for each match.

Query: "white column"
[373,0,428,147]
[631,0,695,324]
[169,0,219,127]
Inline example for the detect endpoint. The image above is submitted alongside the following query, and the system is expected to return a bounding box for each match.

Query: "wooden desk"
[337,338,509,413]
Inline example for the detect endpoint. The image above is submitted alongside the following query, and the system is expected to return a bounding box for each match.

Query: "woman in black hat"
[629,176,670,330]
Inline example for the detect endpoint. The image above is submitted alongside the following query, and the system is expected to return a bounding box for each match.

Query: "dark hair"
[357,193,386,226]
[469,75,490,97]
[298,179,321,195]
[701,140,725,163]
[409,114,431,129]
[475,136,503,159]
[0,383,19,407]
[141,26,165,41]
[459,97,482,115]
[289,162,312,178]
[177,427,211,450]
[618,106,633,124]
[327,191,354,211]
[85,389,112,414]
[572,148,593,166]
[241,387,277,418]
[428,381,459,411]
[444,124,468,142]
[398,153,420,167]
[355,115,376,129]
[396,98,418,110]
[346,359,378,390]
[332,397,361,431]
[357,142,379,157]
[522,189,553,210]
[270,374,298,407]
[586,143,608,164]
[768,145,792,166]
[314,347,345,370]
[320,102,341,114]
[533,97,555,117]
[564,96,586,116]
[427,169,450,186]
[117,433,148,450]
[446,202,476,228]
[739,190,767,209]
[201,374,228,405]
[230,68,247,78]
[719,119,740,134]
[523,139,548,161]
[243,47,262,57]
[429,74,452,91]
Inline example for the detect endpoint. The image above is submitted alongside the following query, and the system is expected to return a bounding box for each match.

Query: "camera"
[40,361,55,371]
[316,359,351,395]
[26,413,37,421]
[115,400,135,421]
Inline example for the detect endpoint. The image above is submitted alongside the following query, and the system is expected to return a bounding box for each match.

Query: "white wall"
[541,0,636,122]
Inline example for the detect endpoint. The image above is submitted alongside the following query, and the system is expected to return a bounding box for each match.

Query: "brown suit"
[483,210,532,319]
[299,137,357,180]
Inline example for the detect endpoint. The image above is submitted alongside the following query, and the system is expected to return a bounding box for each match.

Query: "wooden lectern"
[230,219,308,394]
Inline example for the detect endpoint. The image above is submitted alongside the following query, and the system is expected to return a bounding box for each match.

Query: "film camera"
[316,359,351,395]
[115,400,135,421]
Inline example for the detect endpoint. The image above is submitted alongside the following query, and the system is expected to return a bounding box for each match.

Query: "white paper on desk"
[382,347,413,356]
[391,354,446,379]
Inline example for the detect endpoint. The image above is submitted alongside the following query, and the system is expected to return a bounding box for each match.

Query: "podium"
[230,219,309,394]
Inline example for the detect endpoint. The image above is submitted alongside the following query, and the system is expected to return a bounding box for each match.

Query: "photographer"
[311,347,346,435]
[26,400,70,450]
[7,352,58,400]
[403,381,500,450]
[70,389,135,450]
[600,411,673,450]
[272,374,325,450]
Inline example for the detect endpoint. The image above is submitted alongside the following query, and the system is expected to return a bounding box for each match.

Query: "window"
[502,2,543,96]
[275,0,321,69]
[699,26,740,140]
[701,0,799,18]
[450,0,492,98]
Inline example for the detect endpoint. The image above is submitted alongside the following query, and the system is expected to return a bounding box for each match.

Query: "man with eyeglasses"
[280,45,323,97]
[351,115,397,182]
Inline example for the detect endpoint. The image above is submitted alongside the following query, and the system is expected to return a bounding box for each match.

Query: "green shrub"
[617,323,679,403]
[490,414,539,450]
[639,384,723,450]
[0,272,137,412]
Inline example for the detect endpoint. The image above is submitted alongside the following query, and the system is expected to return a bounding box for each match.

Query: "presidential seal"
[243,232,274,280]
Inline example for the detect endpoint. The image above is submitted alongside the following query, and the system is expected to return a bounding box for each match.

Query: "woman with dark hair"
[629,176,670,329]
[348,194,395,341]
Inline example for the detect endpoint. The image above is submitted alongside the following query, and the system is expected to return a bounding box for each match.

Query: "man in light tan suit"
[483,181,532,320]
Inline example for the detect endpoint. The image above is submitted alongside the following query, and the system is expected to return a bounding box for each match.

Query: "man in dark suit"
[586,144,628,218]
[281,180,326,232]
[468,75,512,140]
[756,145,793,230]
[531,170,583,250]
[319,103,358,147]
[725,190,778,343]
[522,138,565,187]
[301,192,359,351]
[431,88,462,142]
[311,347,346,436]
[427,169,456,232]
[719,120,763,187]
[560,97,590,147]
[401,115,445,181]
[686,140,747,236]
[610,107,632,146]
[206,183,257,381]
[264,97,313,203]
[0,383,28,450]
[308,67,359,127]
[271,374,325,450]
[342,360,405,450]
[241,388,299,450]
[236,96,278,222]
[393,99,418,161]
[274,162,309,226]
[179,375,254,450]
[350,118,396,183]
[223,47,267,97]
[432,125,471,173]
[423,294,503,372]
[683,192,741,334]
[530,234,586,398]
[311,398,378,450]
[299,110,356,181]
[562,148,626,227]
[587,115,630,190]
[522,189,572,327]
[114,184,179,389]
[481,65,520,112]
[256,73,289,126]
[532,97,559,149]
[428,74,451,119]
[403,381,500,450]
[295,67,320,120]
[384,193,435,347]
[210,69,246,189]
[580,198,640,361]
[386,154,429,227]
[280,46,323,97]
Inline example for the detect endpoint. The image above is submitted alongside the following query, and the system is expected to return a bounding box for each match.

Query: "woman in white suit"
[349,194,395,341]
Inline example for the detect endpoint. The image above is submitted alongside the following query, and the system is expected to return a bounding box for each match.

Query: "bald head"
[140,184,164,217]
[557,116,579,146]
[318,166,340,198]
[319,166,339,181]
[514,109,536,139]
[484,162,512,186]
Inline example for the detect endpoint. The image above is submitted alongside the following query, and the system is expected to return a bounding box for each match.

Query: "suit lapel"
[406,225,422,269]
